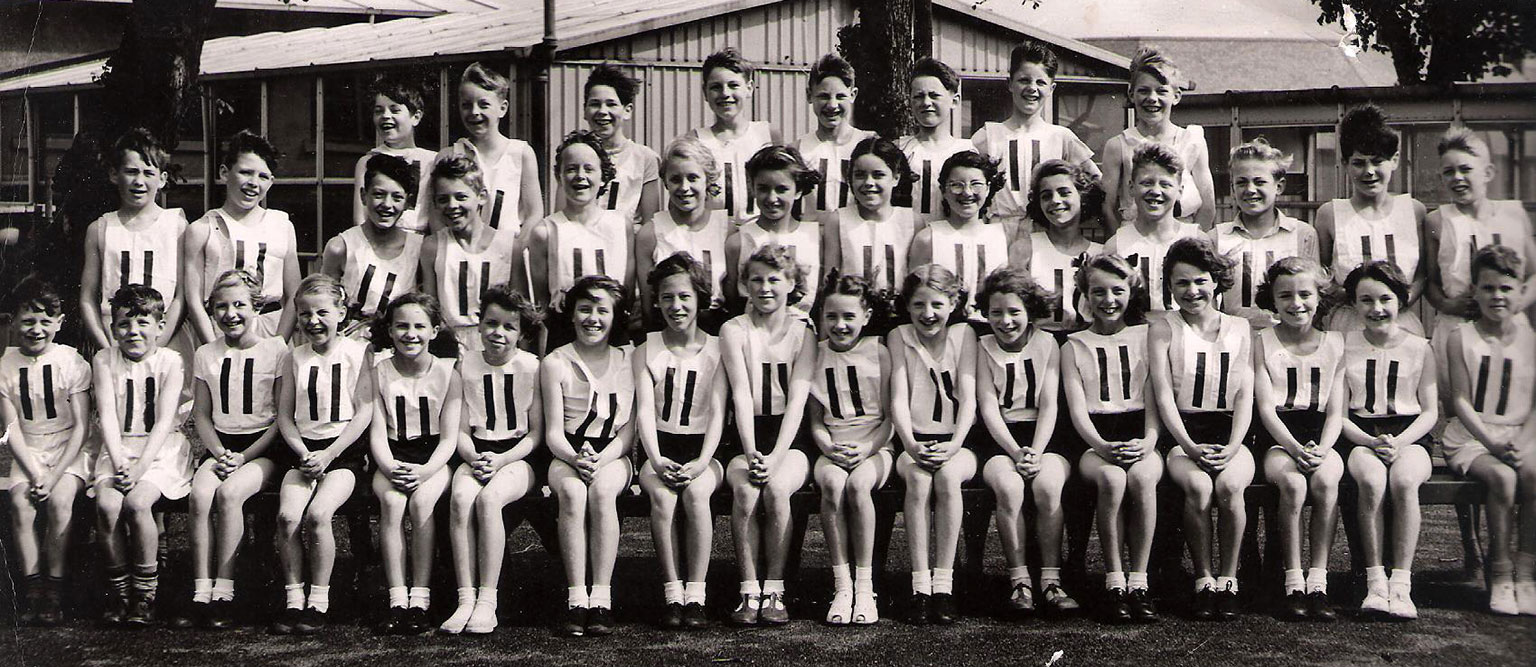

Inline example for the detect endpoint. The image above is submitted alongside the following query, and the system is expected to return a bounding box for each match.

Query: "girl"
[1026,159,1104,335]
[272,274,373,635]
[321,153,423,340]
[725,146,823,312]
[1338,260,1436,619]
[1442,246,1535,616]
[543,276,635,637]
[908,151,1030,322]
[634,137,731,330]
[370,292,462,635]
[1252,258,1345,621]
[1100,47,1215,228]
[809,274,893,625]
[1063,254,1162,623]
[442,285,543,634]
[974,267,1077,617]
[890,264,978,625]
[634,254,727,630]
[1148,237,1254,621]
[719,245,817,626]
[183,270,288,629]
[823,137,916,326]
[419,154,519,353]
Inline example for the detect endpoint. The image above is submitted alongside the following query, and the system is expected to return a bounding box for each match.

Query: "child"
[419,153,520,352]
[1025,159,1104,335]
[370,292,462,635]
[1316,104,1427,334]
[1211,139,1320,329]
[1,280,93,626]
[1338,260,1437,619]
[795,54,875,222]
[1148,237,1254,621]
[542,276,635,637]
[890,264,978,625]
[1100,48,1215,228]
[79,128,188,353]
[351,74,436,234]
[442,285,543,634]
[719,244,818,626]
[92,284,193,626]
[823,137,916,299]
[634,254,727,630]
[581,64,661,226]
[181,270,289,629]
[809,274,893,625]
[971,41,1100,227]
[1442,246,1536,615]
[1062,254,1162,623]
[634,137,731,326]
[1252,258,1345,621]
[973,267,1078,617]
[908,151,1030,321]
[451,62,542,238]
[524,130,635,345]
[323,153,424,339]
[183,130,300,342]
[725,145,823,311]
[1103,144,1204,316]
[899,57,974,223]
[271,274,373,635]
[686,48,782,223]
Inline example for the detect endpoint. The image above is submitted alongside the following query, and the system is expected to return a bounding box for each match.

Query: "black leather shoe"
[295,608,327,635]
[205,600,236,630]
[1281,591,1309,621]
[1127,589,1158,623]
[1192,588,1216,621]
[555,606,587,637]
[660,602,684,629]
[931,593,957,625]
[102,591,130,626]
[375,606,406,635]
[124,592,157,628]
[681,602,709,630]
[269,607,301,634]
[907,593,931,625]
[1106,588,1132,623]
[1307,591,1337,621]
[586,607,614,636]
[1215,586,1240,621]
[36,582,64,627]
[401,607,430,634]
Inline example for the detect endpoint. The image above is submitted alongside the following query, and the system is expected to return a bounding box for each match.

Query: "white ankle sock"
[408,586,431,610]
[284,583,305,610]
[933,568,955,595]
[590,584,613,609]
[831,564,853,593]
[1306,568,1328,594]
[684,581,707,605]
[1105,571,1127,591]
[911,570,933,595]
[663,580,685,605]
[308,585,331,613]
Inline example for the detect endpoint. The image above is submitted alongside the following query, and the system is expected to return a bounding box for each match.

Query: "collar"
[1228,214,1297,240]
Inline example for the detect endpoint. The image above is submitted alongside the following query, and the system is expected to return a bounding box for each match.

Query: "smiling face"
[1169,261,1216,315]
[1007,61,1053,119]
[1440,148,1493,207]
[373,93,422,145]
[111,150,166,210]
[584,84,632,142]
[478,303,522,358]
[751,168,797,223]
[820,293,869,351]
[942,165,989,221]
[571,291,617,346]
[12,306,62,357]
[111,309,165,361]
[985,292,1029,348]
[655,272,700,333]
[907,285,956,338]
[808,76,856,132]
[1084,267,1131,326]
[1129,71,1180,125]
[1472,268,1521,324]
[296,292,344,349]
[432,176,483,233]
[457,82,508,139]
[745,260,793,315]
[849,153,897,213]
[559,142,604,206]
[1230,159,1283,219]
[389,303,438,359]
[1351,277,1399,331]
[220,152,274,212]
[909,75,957,130]
[362,172,409,230]
[1035,173,1081,228]
[1270,272,1320,329]
[1131,163,1179,221]
[663,157,709,215]
[209,283,258,341]
[704,68,752,122]
[1345,152,1398,199]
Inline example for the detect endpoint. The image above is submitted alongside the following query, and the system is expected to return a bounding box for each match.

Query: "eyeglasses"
[944,181,989,195]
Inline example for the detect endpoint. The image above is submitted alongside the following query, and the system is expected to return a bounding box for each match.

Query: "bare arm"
[421,371,463,476]
[540,357,579,465]
[1223,328,1255,452]
[519,145,545,227]
[79,221,111,350]
[352,155,369,229]
[1190,129,1217,230]
[132,363,185,483]
[633,344,665,465]
[317,234,348,283]
[1100,136,1124,228]
[1147,318,1198,456]
[720,324,759,455]
[944,331,980,454]
[768,333,819,460]
[1028,344,1061,454]
[888,335,919,457]
[277,229,302,337]
[1390,344,1439,449]
[417,235,440,304]
[907,227,933,271]
[182,222,216,344]
[633,222,660,320]
[1314,203,1336,278]
[974,344,1019,456]
[1448,328,1503,449]
[1405,199,1428,307]
[1253,333,1305,451]
[525,220,553,308]
[93,359,127,470]
[276,353,308,459]
[0,398,42,484]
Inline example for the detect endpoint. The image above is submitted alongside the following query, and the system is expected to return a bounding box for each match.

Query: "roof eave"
[932,0,1130,72]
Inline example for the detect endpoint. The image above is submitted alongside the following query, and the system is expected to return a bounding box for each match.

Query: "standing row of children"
[5,38,1535,639]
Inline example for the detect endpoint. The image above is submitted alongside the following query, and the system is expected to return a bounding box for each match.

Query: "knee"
[1486,467,1518,504]
[277,509,305,532]
[304,509,334,533]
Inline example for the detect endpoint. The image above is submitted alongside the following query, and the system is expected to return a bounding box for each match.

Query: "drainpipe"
[531,0,558,209]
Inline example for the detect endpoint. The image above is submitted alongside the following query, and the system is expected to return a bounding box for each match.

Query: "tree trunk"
[854,0,915,138]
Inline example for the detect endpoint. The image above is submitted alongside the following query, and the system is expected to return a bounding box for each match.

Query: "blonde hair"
[295,273,348,311]
[206,269,261,309]
[1229,137,1294,179]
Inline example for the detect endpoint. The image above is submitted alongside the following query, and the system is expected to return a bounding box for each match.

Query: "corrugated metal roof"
[71,0,504,16]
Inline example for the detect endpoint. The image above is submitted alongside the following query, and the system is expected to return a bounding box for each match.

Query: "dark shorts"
[1342,414,1429,455]
[1087,410,1146,445]
[1173,411,1237,453]
[720,414,807,462]
[209,429,278,466]
[471,434,525,455]
[1257,410,1327,450]
[292,436,368,476]
[388,434,440,466]
[656,431,708,463]
[973,421,1032,463]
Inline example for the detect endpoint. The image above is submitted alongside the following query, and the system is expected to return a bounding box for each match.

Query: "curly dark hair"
[1342,259,1410,304]
[648,252,714,309]
[364,153,421,207]
[223,130,280,171]
[5,278,64,317]
[744,243,808,307]
[370,290,446,355]
[368,73,426,114]
[585,63,640,106]
[109,284,166,322]
[556,129,618,193]
[1255,256,1342,326]
[745,144,822,196]
[938,150,1005,218]
[1026,159,1105,229]
[702,47,755,82]
[1162,236,1237,295]
[1009,40,1060,79]
[561,275,630,345]
[480,283,543,338]
[975,266,1055,322]
[900,263,968,325]
[1339,103,1399,159]
[847,136,915,207]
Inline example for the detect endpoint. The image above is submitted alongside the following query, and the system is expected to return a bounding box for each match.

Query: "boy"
[898,57,973,223]
[1211,139,1319,328]
[1103,144,1202,316]
[451,62,543,240]
[322,153,424,338]
[1101,48,1215,228]
[92,284,194,626]
[685,47,782,224]
[183,130,301,342]
[794,54,874,223]
[580,64,661,226]
[972,41,1100,227]
[351,74,437,234]
[1,280,93,626]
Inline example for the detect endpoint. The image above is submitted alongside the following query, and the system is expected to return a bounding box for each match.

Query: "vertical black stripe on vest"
[329,363,342,422]
[839,158,852,208]
[1096,347,1111,402]
[1030,139,1042,169]
[941,370,958,420]
[1284,367,1299,410]
[1216,352,1230,410]
[17,367,33,420]
[920,160,932,213]
[1364,359,1378,414]
[479,263,492,311]
[1008,139,1021,192]
[378,273,398,312]
[255,243,269,283]
[953,243,965,283]
[219,357,233,414]
[1495,358,1513,416]
[817,158,829,211]
[723,163,735,213]
[1384,235,1397,267]
[483,374,497,431]
[1385,360,1400,415]
[235,240,246,270]
[595,249,607,277]
[606,181,619,211]
[1192,351,1207,409]
[824,367,844,419]
[143,250,154,289]
[662,367,676,422]
[862,245,874,283]
[40,365,56,419]
[490,190,505,228]
[1118,345,1133,400]
[679,370,697,427]
[846,365,865,417]
[1053,269,1065,321]
[143,377,156,430]
[356,265,377,311]
[242,358,255,414]
[124,378,135,432]
[1241,251,1253,308]
[394,396,407,439]
[759,362,773,415]
[929,368,944,423]
[307,365,320,422]
[1360,236,1372,263]
[573,250,584,281]
[1473,356,1491,413]
[1308,367,1322,412]
[1023,359,1037,410]
[599,393,619,440]
[885,245,897,290]
[418,396,431,437]
[457,261,470,317]
[503,374,518,431]
[1001,362,1016,409]
[574,398,600,441]
[776,363,790,407]
[976,244,988,284]
[120,250,132,289]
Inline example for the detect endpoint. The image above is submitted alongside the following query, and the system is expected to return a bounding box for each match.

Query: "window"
[268,76,315,178]
[323,67,443,179]
[211,81,261,169]
[0,97,28,201]
[1056,84,1125,159]
[266,186,318,258]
